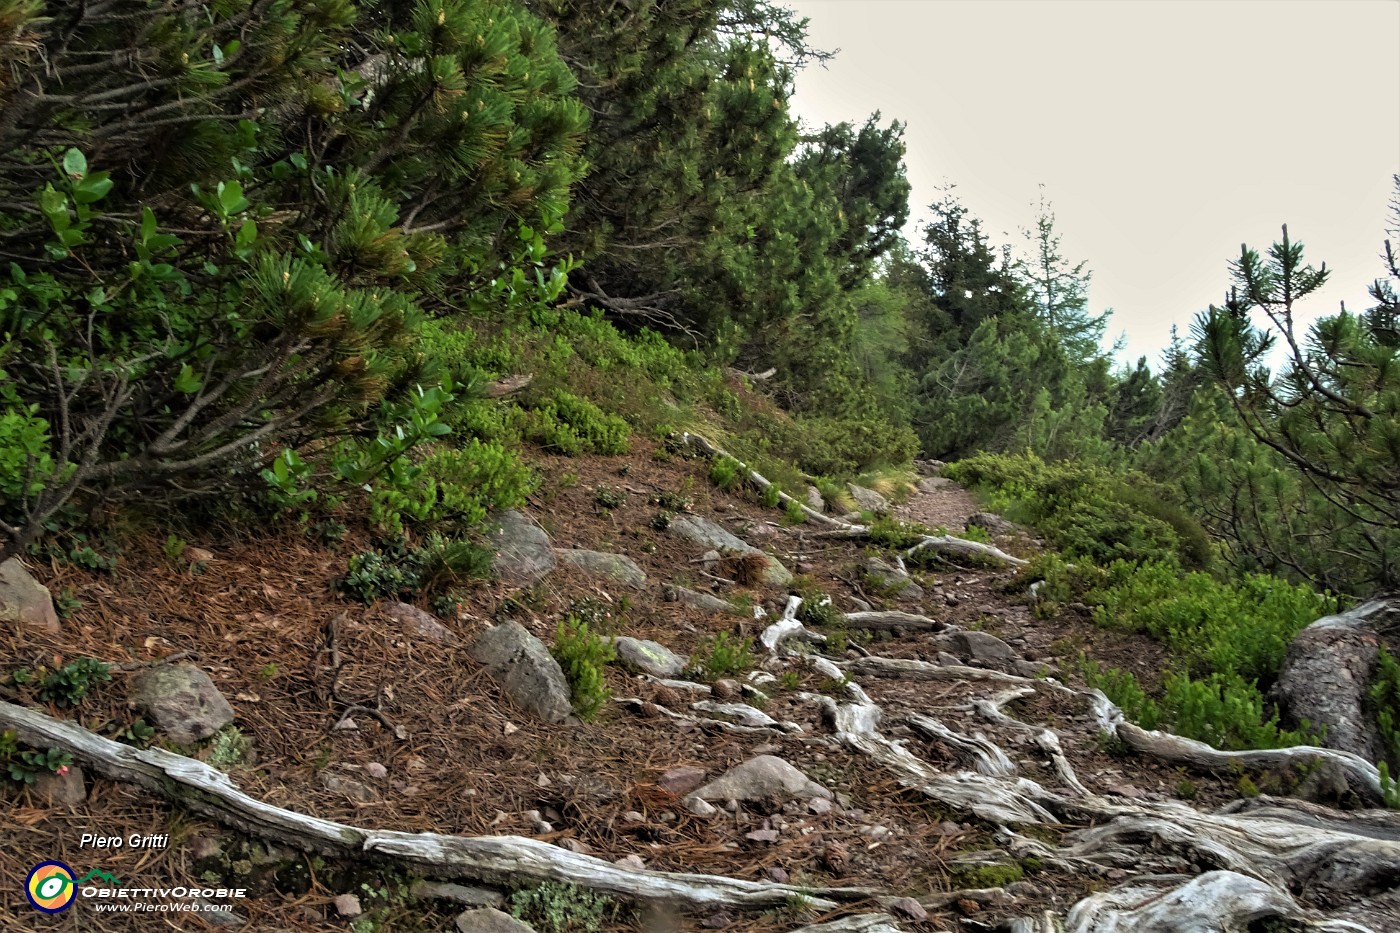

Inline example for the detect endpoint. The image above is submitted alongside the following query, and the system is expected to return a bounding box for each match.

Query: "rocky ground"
[1,438,1397,932]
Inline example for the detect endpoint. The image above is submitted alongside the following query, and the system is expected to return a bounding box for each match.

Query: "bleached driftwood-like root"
[784,914,906,933]
[679,433,844,527]
[1063,870,1377,933]
[841,610,946,632]
[1035,729,1094,797]
[1218,795,1400,839]
[617,697,790,738]
[1114,721,1385,805]
[0,701,874,910]
[677,432,1027,568]
[845,655,1041,686]
[689,699,803,733]
[903,534,1029,568]
[905,712,1016,777]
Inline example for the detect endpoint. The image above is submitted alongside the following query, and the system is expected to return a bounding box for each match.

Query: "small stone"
[383,601,458,644]
[524,809,541,822]
[333,717,359,731]
[333,893,362,918]
[560,839,589,854]
[0,557,59,633]
[745,829,779,842]
[657,765,707,795]
[701,912,732,929]
[1106,868,1128,881]
[31,765,86,806]
[410,881,505,908]
[711,678,740,699]
[614,855,647,870]
[533,821,553,834]
[503,722,519,736]
[623,810,646,823]
[455,907,537,933]
[320,771,375,803]
[1005,881,1044,899]
[364,762,388,779]
[767,866,789,884]
[859,824,891,839]
[807,797,832,816]
[683,796,717,818]
[889,897,928,922]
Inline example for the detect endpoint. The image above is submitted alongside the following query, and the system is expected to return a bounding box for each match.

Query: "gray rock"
[32,765,86,805]
[917,476,953,493]
[937,630,1017,663]
[613,637,684,677]
[663,584,738,615]
[890,897,928,922]
[862,557,924,603]
[468,622,574,724]
[129,664,235,745]
[687,755,830,803]
[683,796,717,817]
[488,510,555,584]
[658,765,707,795]
[668,516,792,586]
[383,602,458,644]
[846,483,890,514]
[913,459,947,477]
[0,558,59,634]
[804,486,825,511]
[967,512,1019,536]
[456,907,537,933]
[614,855,647,870]
[554,549,646,589]
[334,894,363,918]
[320,771,376,803]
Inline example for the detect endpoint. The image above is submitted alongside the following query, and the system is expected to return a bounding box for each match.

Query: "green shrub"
[337,536,491,604]
[1373,648,1400,808]
[690,631,754,680]
[510,881,613,933]
[760,483,782,508]
[525,391,629,455]
[37,658,111,707]
[709,456,742,491]
[1,730,73,786]
[1090,562,1336,683]
[551,616,615,722]
[946,452,1207,569]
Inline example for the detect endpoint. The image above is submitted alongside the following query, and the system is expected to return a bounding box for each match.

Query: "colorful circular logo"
[26,861,76,913]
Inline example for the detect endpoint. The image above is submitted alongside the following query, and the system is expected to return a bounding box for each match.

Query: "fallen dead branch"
[0,700,875,911]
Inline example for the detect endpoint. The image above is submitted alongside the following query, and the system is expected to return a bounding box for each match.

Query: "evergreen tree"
[1018,194,1111,362]
[1193,178,1400,592]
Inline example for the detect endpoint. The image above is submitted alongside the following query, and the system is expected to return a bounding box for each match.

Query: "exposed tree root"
[677,432,1026,566]
[0,700,874,911]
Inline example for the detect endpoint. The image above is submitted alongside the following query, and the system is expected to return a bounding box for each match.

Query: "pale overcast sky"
[784,0,1400,367]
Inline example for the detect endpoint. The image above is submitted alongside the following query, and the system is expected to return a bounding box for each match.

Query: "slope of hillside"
[3,438,1396,932]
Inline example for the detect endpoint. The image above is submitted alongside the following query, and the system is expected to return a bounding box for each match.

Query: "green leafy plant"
[509,881,613,933]
[1372,648,1400,809]
[594,488,625,510]
[37,657,111,707]
[690,631,754,680]
[116,719,156,748]
[760,483,782,507]
[1,733,73,786]
[53,587,82,619]
[204,726,253,771]
[709,456,741,491]
[551,616,616,722]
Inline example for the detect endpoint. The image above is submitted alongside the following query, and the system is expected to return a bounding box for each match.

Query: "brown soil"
[0,442,1285,931]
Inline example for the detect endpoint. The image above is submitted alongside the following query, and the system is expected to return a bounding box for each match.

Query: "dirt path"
[892,477,983,532]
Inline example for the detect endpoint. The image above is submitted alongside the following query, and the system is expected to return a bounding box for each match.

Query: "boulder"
[804,486,825,511]
[936,630,1017,663]
[129,664,235,745]
[967,512,1019,537]
[487,511,555,584]
[862,557,924,603]
[468,622,574,724]
[553,549,646,590]
[662,584,739,615]
[846,483,890,514]
[668,516,792,586]
[913,459,947,477]
[657,765,708,795]
[686,755,830,803]
[455,908,537,933]
[383,602,458,645]
[917,476,953,493]
[613,637,685,677]
[0,558,59,633]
